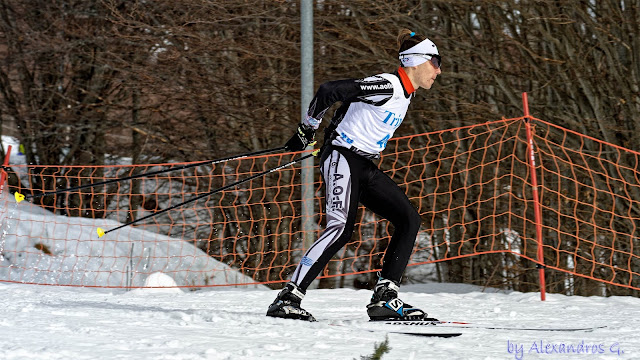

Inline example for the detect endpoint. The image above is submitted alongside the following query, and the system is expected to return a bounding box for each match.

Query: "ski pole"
[13,146,287,204]
[96,149,320,238]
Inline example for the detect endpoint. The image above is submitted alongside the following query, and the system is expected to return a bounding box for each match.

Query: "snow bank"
[0,176,264,290]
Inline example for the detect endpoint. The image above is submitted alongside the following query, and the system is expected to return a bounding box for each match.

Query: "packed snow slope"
[0,282,637,360]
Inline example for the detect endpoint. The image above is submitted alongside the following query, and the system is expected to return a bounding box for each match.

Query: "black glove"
[285,123,315,151]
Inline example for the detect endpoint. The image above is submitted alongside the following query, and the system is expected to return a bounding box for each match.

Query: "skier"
[267,29,442,322]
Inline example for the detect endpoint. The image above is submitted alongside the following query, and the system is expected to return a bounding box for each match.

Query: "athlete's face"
[414,59,441,90]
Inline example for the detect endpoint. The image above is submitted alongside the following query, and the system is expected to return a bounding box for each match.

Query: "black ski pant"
[290,144,421,291]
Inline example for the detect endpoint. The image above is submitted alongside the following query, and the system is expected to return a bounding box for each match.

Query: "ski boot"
[266,282,316,322]
[366,277,430,321]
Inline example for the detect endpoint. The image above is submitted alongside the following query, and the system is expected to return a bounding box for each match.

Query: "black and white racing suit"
[290,67,422,291]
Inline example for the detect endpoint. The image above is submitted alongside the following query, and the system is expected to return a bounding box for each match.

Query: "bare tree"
[1,0,638,294]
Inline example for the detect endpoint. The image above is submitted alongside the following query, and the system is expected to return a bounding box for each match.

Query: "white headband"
[399,38,439,67]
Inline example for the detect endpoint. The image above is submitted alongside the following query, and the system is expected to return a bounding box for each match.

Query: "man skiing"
[267,29,442,322]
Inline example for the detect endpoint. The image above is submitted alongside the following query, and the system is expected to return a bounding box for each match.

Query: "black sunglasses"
[426,54,441,69]
[401,53,442,69]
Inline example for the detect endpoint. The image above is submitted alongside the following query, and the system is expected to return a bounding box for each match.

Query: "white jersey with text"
[332,73,410,153]
[303,67,415,156]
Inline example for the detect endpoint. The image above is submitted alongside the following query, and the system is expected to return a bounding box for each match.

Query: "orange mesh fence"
[0,150,320,288]
[1,116,639,292]
[527,117,640,293]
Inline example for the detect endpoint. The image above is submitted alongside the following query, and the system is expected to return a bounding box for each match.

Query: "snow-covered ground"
[0,186,263,289]
[0,282,637,360]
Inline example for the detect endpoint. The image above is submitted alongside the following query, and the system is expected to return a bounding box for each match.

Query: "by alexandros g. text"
[507,339,624,360]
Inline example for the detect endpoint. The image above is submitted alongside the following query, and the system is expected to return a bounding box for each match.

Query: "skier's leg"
[290,147,363,290]
[360,170,427,320]
[267,146,364,320]
[360,169,421,282]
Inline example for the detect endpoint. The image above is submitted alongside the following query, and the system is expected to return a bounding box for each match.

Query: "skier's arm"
[304,77,395,128]
[285,76,394,151]
[285,79,361,151]
[303,80,361,128]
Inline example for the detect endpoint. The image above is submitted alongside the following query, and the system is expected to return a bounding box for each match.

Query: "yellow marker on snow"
[14,192,25,203]
[97,228,105,238]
